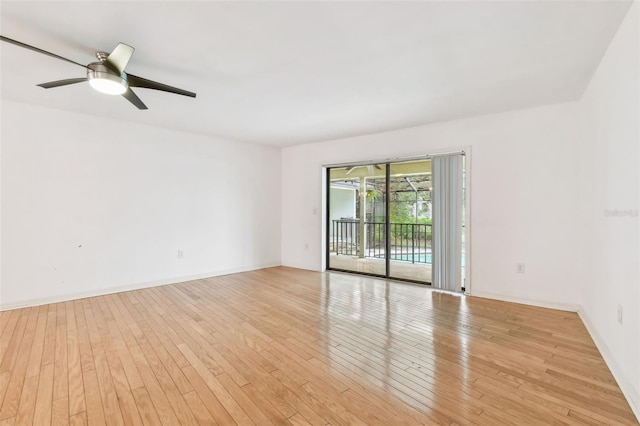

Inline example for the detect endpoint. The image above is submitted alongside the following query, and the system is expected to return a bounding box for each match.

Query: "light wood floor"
[0,267,637,425]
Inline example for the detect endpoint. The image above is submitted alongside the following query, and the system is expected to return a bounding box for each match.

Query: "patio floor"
[329,253,433,283]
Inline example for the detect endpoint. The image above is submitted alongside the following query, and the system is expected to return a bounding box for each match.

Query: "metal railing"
[331,219,432,264]
[332,219,360,256]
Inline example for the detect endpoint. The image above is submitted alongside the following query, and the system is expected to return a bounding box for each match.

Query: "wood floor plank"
[210,340,298,419]
[303,352,440,425]
[65,301,86,417]
[299,380,369,426]
[0,267,637,425]
[82,369,106,426]
[273,327,433,423]
[26,306,49,377]
[240,382,292,425]
[54,307,69,402]
[40,304,58,368]
[130,387,162,426]
[33,362,55,425]
[182,390,219,425]
[0,308,38,420]
[0,311,14,337]
[112,292,190,372]
[13,375,38,425]
[104,350,143,426]
[69,411,87,426]
[215,372,277,425]
[135,341,197,425]
[74,301,95,374]
[104,317,144,391]
[130,311,192,395]
[0,373,10,419]
[288,413,313,426]
[0,311,21,373]
[86,308,125,426]
[177,343,254,425]
[128,344,180,425]
[181,366,236,425]
[52,397,69,426]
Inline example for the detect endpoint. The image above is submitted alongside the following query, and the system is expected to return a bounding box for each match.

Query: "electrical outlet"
[516,263,525,274]
[177,250,184,259]
[617,304,623,325]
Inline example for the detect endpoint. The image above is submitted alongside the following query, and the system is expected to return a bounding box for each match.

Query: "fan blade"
[122,88,148,110]
[37,77,87,89]
[127,74,196,98]
[0,35,87,68]
[106,43,134,74]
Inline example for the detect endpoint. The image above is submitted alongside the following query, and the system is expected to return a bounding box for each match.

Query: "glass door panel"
[328,164,386,276]
[387,159,432,283]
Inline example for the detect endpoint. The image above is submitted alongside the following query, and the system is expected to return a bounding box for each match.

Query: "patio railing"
[331,219,432,264]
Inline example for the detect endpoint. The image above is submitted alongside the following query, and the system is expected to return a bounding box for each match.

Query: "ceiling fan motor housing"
[87,61,128,94]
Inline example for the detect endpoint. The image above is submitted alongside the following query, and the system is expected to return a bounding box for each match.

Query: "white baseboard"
[0,262,281,311]
[469,291,580,312]
[281,261,323,272]
[577,306,640,422]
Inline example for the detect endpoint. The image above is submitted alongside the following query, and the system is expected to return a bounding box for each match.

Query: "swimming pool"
[388,252,466,267]
[388,252,431,263]
[390,253,432,263]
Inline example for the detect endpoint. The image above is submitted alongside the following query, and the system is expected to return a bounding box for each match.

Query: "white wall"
[0,100,281,309]
[282,100,582,310]
[577,2,639,416]
[329,186,356,239]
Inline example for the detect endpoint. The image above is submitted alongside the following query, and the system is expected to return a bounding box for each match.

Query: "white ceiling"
[0,1,632,146]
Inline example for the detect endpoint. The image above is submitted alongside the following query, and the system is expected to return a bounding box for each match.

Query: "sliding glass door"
[387,159,433,283]
[327,163,386,276]
[327,154,465,289]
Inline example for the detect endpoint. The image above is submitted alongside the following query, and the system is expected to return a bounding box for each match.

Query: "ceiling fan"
[0,35,196,110]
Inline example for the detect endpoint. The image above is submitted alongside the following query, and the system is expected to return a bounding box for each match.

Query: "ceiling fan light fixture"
[89,76,127,95]
[87,63,128,95]
[0,35,196,109]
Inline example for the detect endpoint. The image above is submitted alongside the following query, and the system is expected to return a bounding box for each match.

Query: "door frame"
[322,148,472,294]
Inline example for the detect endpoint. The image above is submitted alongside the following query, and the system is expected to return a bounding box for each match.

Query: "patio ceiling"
[329,159,432,180]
